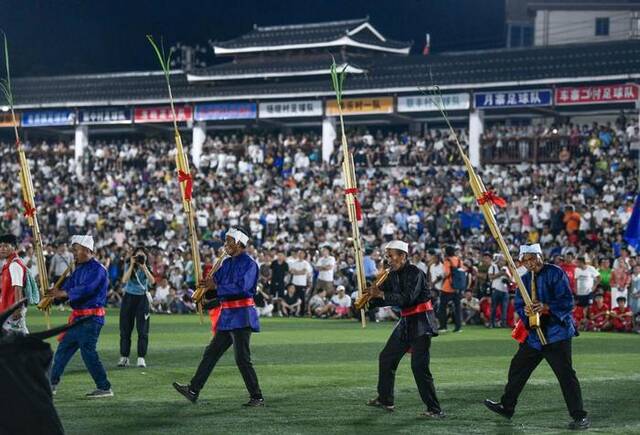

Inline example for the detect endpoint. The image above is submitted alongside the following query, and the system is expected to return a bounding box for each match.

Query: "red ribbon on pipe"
[477,190,507,208]
[178,170,193,201]
[344,188,362,221]
[23,201,36,218]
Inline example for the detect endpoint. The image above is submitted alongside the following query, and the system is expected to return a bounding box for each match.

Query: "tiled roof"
[212,18,412,54]
[2,40,639,108]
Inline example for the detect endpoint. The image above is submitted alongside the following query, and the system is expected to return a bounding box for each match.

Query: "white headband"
[385,240,409,254]
[71,235,94,252]
[226,228,249,246]
[519,243,542,258]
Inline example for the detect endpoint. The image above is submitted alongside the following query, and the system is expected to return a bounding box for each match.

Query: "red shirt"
[560,262,577,293]
[589,302,609,319]
[612,306,631,317]
[0,253,26,312]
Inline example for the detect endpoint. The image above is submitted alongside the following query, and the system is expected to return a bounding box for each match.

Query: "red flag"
[422,33,430,56]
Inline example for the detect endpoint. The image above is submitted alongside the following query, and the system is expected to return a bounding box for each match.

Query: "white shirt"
[0,257,24,293]
[9,262,24,287]
[489,263,509,292]
[331,293,352,308]
[289,259,312,286]
[154,285,170,302]
[316,256,336,282]
[574,265,600,296]
[429,263,444,290]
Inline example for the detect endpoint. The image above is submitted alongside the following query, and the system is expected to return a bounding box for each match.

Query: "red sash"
[58,307,106,342]
[400,301,434,354]
[400,301,433,317]
[208,298,255,334]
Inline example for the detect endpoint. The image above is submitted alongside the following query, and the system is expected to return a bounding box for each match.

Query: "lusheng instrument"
[147,36,205,323]
[355,268,390,311]
[1,35,51,327]
[330,60,367,327]
[37,264,73,312]
[192,248,229,320]
[428,85,547,345]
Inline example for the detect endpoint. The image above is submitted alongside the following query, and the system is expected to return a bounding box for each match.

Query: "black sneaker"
[568,417,590,430]
[484,399,513,419]
[85,388,114,398]
[173,382,198,403]
[366,398,395,412]
[420,409,446,419]
[242,397,265,407]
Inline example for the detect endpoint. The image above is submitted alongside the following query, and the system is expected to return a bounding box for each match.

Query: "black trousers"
[190,327,262,399]
[377,332,441,412]
[119,293,150,358]
[438,292,461,330]
[501,339,587,420]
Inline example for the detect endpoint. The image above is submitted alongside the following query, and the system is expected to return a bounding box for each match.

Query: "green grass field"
[32,310,639,435]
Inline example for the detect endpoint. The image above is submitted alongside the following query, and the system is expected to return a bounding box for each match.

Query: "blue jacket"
[214,252,260,332]
[516,264,576,350]
[62,258,109,325]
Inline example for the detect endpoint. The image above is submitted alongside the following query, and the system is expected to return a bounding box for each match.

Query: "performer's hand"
[199,275,215,291]
[364,286,384,299]
[527,302,547,315]
[48,288,68,300]
[524,303,541,316]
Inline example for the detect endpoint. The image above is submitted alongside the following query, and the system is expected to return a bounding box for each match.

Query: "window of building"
[523,26,533,46]
[510,26,522,48]
[596,17,610,36]
[508,24,534,48]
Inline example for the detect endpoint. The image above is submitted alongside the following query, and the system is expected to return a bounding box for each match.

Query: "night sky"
[0,0,505,77]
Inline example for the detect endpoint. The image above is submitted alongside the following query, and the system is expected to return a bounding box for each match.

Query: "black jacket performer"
[362,240,444,418]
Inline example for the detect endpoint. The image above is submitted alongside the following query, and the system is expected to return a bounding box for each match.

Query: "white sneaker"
[117,357,129,367]
[137,357,146,368]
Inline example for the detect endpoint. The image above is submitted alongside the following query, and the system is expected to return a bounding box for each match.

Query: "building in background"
[528,0,640,46]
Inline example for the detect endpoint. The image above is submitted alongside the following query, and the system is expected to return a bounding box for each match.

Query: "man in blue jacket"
[173,227,263,406]
[484,244,589,430]
[49,235,113,398]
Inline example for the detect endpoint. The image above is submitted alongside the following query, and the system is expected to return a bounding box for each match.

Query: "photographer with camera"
[118,247,155,368]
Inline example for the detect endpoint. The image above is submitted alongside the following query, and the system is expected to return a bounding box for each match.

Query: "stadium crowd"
[0,118,639,332]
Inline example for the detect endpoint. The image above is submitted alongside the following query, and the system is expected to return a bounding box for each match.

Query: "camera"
[135,255,146,264]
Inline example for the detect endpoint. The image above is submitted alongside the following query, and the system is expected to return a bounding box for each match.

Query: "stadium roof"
[186,59,366,82]
[4,39,640,108]
[211,17,413,55]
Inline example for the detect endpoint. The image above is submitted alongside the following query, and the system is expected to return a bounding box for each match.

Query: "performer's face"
[71,244,92,263]
[521,254,543,272]
[0,243,13,259]
[385,249,406,271]
[224,236,237,255]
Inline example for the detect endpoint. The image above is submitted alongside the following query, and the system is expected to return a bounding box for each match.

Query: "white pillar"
[469,109,484,168]
[74,125,88,180]
[322,116,337,163]
[192,121,206,168]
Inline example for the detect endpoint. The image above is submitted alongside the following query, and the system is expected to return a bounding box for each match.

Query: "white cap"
[337,285,346,291]
[71,235,94,252]
[226,228,249,246]
[519,243,542,258]
[385,240,409,254]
